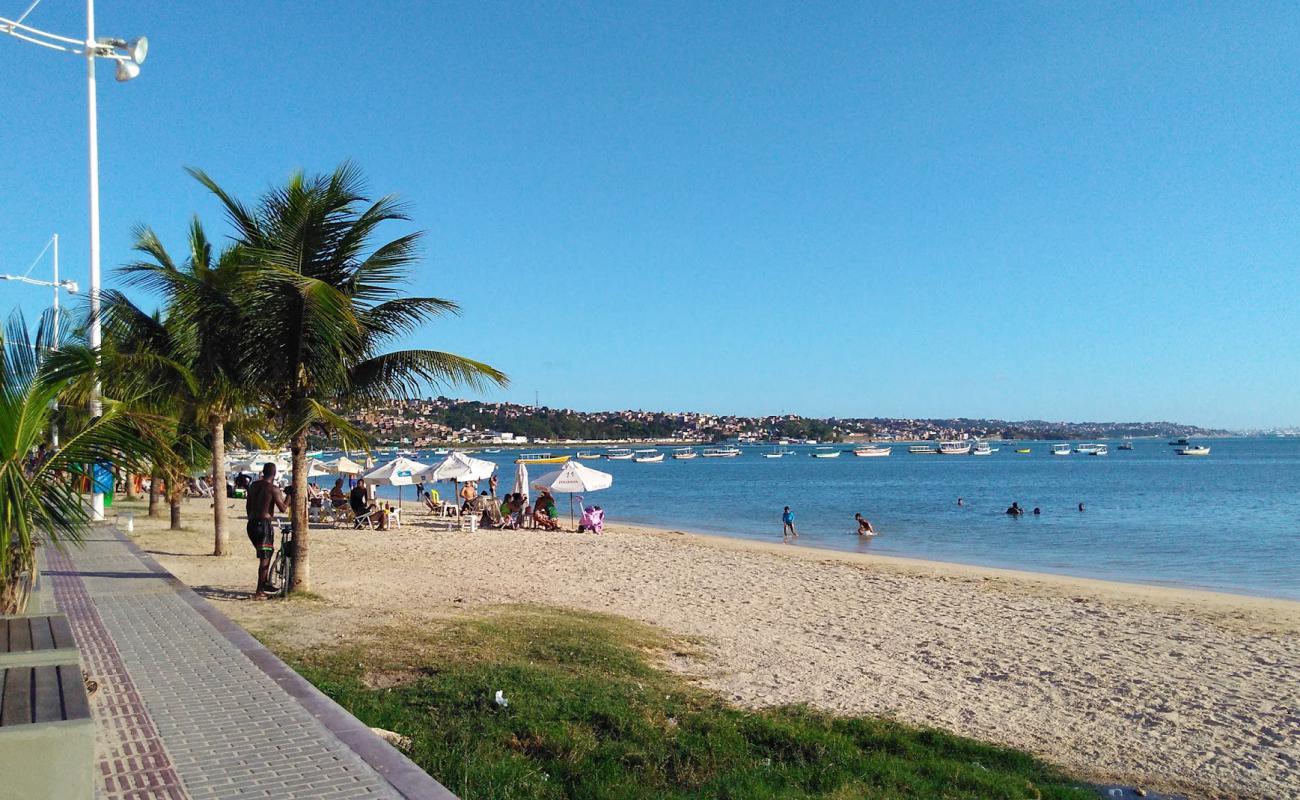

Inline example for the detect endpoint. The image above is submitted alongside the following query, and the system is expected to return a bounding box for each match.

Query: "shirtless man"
[246,462,287,599]
[855,513,875,536]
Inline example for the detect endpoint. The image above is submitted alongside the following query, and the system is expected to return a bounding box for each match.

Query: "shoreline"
[619,516,1300,613]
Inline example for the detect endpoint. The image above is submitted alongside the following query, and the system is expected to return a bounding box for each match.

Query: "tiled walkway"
[41,526,455,800]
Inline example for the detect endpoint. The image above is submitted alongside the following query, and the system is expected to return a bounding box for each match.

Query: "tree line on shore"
[0,163,505,609]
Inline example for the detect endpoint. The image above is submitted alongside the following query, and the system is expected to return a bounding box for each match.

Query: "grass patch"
[283,606,1093,800]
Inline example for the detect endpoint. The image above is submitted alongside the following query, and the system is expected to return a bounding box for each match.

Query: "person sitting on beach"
[306,481,324,508]
[534,490,560,530]
[1006,501,1024,516]
[329,479,348,508]
[349,478,384,528]
[855,513,875,535]
[509,493,527,528]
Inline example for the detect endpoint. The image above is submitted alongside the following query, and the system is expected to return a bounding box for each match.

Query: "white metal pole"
[51,233,60,448]
[86,0,104,520]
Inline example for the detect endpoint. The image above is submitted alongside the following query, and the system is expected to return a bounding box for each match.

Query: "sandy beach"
[132,501,1299,799]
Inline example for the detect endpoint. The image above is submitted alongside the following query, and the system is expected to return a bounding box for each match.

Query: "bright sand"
[131,502,1299,799]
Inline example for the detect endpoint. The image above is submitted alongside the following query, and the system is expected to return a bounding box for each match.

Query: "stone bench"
[0,663,95,799]
[0,614,79,667]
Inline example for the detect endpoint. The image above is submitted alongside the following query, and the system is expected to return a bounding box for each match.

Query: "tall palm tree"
[192,162,507,592]
[92,293,211,531]
[119,220,265,554]
[0,310,152,613]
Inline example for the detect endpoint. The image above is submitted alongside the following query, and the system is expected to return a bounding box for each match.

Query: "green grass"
[283,606,1094,800]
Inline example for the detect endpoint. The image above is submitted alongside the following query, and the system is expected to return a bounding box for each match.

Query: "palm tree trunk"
[289,431,310,592]
[210,414,229,556]
[148,468,162,518]
[168,469,184,530]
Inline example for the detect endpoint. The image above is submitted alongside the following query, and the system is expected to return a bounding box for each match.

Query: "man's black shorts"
[247,519,275,557]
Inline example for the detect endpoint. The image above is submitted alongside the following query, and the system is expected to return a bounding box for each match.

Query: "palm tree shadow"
[190,585,258,601]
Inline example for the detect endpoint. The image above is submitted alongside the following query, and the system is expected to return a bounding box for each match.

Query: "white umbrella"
[305,459,333,478]
[512,462,530,509]
[531,461,613,528]
[419,452,498,512]
[328,456,364,475]
[419,452,497,483]
[229,456,289,474]
[363,456,429,507]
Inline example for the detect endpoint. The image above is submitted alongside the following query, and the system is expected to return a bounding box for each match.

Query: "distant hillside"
[346,398,1228,445]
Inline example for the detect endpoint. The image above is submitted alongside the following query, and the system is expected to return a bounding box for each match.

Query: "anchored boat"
[671,447,698,460]
[514,452,570,464]
[1051,443,1072,456]
[634,449,665,463]
[1177,445,1211,456]
[853,445,891,457]
[605,448,635,460]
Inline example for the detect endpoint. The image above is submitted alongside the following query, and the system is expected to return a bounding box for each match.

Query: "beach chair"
[342,506,376,530]
[457,510,479,533]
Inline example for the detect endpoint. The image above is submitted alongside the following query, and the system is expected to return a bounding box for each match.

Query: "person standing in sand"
[782,506,797,540]
[246,462,287,599]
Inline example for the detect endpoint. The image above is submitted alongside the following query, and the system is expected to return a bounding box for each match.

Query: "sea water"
[366,438,1300,600]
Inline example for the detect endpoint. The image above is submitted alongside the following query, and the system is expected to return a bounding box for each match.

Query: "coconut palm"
[192,162,507,592]
[118,219,265,554]
[88,293,212,531]
[0,310,152,613]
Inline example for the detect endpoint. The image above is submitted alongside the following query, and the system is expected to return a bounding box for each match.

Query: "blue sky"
[2,2,1298,429]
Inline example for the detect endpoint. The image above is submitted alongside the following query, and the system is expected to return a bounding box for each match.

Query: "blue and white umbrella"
[363,456,429,507]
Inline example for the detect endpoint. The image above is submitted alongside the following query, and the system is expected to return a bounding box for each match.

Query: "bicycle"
[268,520,295,598]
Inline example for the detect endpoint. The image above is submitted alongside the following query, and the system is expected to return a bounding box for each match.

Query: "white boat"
[605,447,635,460]
[634,449,664,463]
[1073,443,1103,454]
[762,448,788,459]
[701,446,741,458]
[1090,444,1109,456]
[970,442,994,456]
[483,447,502,453]
[576,451,603,460]
[909,444,938,454]
[1177,445,1211,456]
[1051,443,1072,456]
[853,446,891,457]
[1118,440,1134,451]
[433,447,451,455]
[811,447,841,459]
[671,447,698,460]
[938,441,971,455]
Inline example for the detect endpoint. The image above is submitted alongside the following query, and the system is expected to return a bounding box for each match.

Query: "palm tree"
[92,293,211,531]
[192,162,507,592]
[119,220,265,554]
[0,310,152,613]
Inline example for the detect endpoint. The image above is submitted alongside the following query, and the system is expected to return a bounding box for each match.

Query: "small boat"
[483,447,503,453]
[853,446,891,457]
[909,444,938,455]
[701,446,741,458]
[1118,440,1134,451]
[671,447,698,460]
[1015,448,1032,454]
[811,447,841,459]
[1051,443,1072,456]
[605,448,635,461]
[576,451,603,460]
[433,447,451,455]
[1090,444,1109,456]
[514,452,571,464]
[938,441,971,455]
[1169,437,1189,446]
[970,442,994,456]
[762,449,787,459]
[1177,445,1211,456]
[634,449,664,463]
[1074,443,1103,454]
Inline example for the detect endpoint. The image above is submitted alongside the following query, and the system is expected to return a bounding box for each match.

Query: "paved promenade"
[40,524,455,800]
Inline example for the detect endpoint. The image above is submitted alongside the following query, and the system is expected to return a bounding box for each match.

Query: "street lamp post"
[1,4,147,520]
[1,235,80,447]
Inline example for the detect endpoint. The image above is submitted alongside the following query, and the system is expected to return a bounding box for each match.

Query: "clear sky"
[2,2,1298,429]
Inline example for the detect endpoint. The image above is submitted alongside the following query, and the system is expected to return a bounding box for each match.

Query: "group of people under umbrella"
[268,452,613,533]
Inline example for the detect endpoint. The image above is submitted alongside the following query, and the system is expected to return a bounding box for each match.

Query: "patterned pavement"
[41,526,455,800]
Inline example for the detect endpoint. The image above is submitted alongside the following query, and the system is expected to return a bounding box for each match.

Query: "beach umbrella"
[328,456,364,475]
[305,459,332,478]
[229,456,289,474]
[363,456,429,507]
[419,452,498,510]
[531,460,613,529]
[512,462,530,509]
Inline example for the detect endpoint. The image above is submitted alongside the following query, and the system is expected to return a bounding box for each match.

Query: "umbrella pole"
[570,494,575,531]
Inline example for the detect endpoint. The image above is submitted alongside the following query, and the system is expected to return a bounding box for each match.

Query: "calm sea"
[365,438,1300,600]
